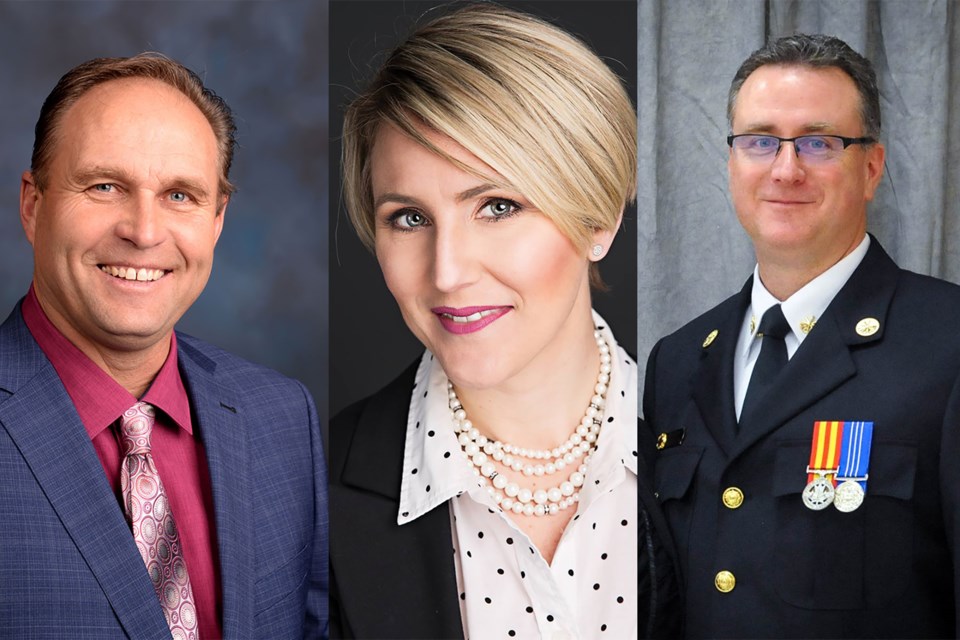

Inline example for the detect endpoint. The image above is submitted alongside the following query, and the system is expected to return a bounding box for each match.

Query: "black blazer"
[330,359,681,639]
[644,239,960,638]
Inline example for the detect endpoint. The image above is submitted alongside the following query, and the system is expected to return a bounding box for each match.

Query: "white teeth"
[443,309,500,323]
[99,265,165,282]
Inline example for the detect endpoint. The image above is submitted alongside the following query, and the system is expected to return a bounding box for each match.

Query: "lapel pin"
[855,317,880,337]
[656,429,685,450]
[749,316,757,335]
[702,329,719,348]
[800,316,817,335]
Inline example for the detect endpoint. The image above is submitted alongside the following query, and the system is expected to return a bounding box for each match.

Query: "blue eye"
[480,198,520,220]
[752,136,779,150]
[393,210,428,229]
[170,191,189,203]
[796,136,841,157]
[93,184,114,193]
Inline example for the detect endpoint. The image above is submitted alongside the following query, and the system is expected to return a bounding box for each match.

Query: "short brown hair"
[728,34,881,139]
[31,52,237,200]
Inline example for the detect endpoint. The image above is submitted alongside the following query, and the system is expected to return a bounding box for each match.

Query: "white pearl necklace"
[449,328,612,517]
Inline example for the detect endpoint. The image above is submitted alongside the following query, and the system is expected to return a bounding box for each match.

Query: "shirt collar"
[397,310,637,525]
[21,285,193,439]
[748,234,871,344]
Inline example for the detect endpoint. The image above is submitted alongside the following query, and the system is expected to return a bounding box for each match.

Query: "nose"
[769,141,806,183]
[115,193,164,248]
[432,222,479,293]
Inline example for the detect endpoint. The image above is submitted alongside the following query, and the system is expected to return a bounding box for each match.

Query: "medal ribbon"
[807,420,844,484]
[836,421,873,490]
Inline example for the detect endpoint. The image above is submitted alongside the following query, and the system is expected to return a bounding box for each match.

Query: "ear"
[19,171,40,246]
[863,142,885,202]
[589,209,623,261]
[213,195,229,245]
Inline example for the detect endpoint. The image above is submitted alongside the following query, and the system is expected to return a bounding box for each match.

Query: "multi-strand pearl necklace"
[449,328,612,517]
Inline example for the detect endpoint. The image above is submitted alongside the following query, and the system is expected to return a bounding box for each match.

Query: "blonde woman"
[330,4,679,638]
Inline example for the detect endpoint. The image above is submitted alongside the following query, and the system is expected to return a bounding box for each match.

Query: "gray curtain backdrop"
[0,1,329,420]
[637,0,960,393]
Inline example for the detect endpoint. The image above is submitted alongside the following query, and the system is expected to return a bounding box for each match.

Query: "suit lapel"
[0,311,170,638]
[177,337,254,639]
[690,280,751,456]
[334,361,464,639]
[733,314,857,455]
[732,240,898,458]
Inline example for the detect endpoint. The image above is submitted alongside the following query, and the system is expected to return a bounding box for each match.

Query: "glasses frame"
[726,133,877,161]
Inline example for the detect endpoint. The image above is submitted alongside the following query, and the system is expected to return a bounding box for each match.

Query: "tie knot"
[119,401,156,455]
[757,304,791,340]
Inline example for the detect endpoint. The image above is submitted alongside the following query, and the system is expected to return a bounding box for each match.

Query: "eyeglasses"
[727,134,876,163]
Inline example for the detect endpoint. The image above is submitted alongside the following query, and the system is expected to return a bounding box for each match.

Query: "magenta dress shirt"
[22,287,223,639]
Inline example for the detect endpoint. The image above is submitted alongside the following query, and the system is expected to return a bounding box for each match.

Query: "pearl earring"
[591,244,603,258]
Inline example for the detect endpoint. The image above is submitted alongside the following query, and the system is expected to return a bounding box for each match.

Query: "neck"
[36,299,169,398]
[90,346,168,397]
[756,233,865,301]
[454,309,601,450]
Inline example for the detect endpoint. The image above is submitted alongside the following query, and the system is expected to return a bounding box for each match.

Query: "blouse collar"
[398,310,637,524]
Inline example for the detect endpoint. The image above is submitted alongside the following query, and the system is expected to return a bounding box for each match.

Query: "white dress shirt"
[734,234,871,419]
[397,311,638,639]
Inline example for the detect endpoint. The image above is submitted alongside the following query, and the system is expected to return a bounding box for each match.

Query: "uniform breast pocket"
[654,446,704,556]
[771,440,917,610]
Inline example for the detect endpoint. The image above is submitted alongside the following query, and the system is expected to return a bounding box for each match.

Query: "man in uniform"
[0,54,327,637]
[644,34,960,637]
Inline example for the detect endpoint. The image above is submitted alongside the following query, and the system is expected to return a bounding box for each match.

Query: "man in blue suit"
[0,54,327,637]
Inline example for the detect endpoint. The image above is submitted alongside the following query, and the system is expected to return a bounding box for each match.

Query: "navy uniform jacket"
[644,240,960,638]
[0,303,329,638]
[330,361,681,639]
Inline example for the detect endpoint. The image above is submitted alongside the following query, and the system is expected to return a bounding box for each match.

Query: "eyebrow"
[740,121,835,134]
[373,183,500,210]
[72,166,212,201]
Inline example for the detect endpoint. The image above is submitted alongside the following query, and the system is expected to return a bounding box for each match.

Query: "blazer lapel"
[690,280,752,456]
[732,240,898,458]
[0,313,170,638]
[177,337,254,639]
[334,361,464,639]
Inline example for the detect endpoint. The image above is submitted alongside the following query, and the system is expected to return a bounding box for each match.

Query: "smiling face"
[728,65,884,274]
[20,77,225,362]
[370,122,600,391]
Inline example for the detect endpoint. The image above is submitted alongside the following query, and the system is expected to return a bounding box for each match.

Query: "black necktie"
[741,304,791,423]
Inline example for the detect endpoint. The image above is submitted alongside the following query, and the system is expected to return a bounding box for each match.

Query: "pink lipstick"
[432,306,512,334]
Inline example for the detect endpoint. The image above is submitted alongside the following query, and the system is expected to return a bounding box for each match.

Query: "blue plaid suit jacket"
[0,302,328,638]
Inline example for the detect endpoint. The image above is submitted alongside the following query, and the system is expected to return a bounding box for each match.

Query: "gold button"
[715,570,736,593]
[656,433,668,450]
[722,487,744,509]
[856,317,880,337]
[702,329,719,348]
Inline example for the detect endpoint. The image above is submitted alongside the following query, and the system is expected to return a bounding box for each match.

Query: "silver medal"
[833,480,865,512]
[802,475,835,510]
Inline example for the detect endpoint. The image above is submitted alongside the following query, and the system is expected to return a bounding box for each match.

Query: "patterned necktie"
[119,401,200,639]
[741,304,791,424]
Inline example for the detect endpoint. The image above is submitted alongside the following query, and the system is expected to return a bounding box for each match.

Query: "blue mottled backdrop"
[0,0,328,421]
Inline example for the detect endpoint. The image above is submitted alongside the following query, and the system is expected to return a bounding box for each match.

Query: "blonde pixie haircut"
[342,3,637,288]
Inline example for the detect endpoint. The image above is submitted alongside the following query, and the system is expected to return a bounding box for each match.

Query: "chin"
[436,352,511,392]
[94,322,172,350]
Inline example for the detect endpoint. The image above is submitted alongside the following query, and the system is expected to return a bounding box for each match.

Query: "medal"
[833,479,865,512]
[802,472,835,510]
[833,421,874,512]
[802,421,844,511]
